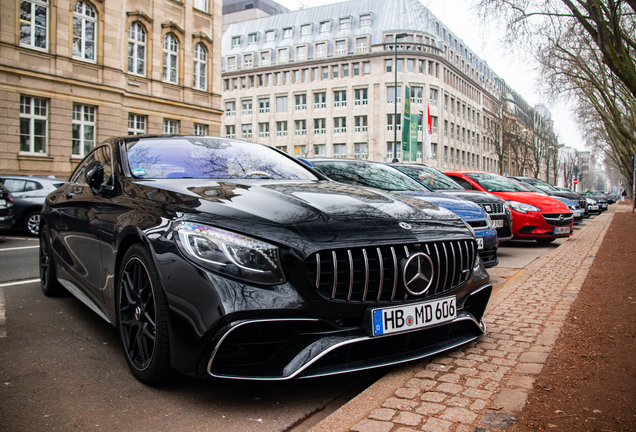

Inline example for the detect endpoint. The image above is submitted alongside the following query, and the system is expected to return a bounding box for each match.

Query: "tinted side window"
[3,179,26,192]
[447,175,474,190]
[24,181,41,191]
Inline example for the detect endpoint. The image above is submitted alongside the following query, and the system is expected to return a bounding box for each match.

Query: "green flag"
[402,86,410,159]
[410,114,419,162]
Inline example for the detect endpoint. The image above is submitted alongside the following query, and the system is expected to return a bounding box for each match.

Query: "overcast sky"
[272,0,586,150]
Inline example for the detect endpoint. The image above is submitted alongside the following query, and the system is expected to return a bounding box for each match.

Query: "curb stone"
[308,209,615,432]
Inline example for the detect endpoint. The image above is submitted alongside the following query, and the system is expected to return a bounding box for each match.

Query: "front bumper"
[511,210,573,239]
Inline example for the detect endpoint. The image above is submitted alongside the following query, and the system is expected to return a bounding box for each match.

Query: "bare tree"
[560,148,578,187]
[482,107,506,175]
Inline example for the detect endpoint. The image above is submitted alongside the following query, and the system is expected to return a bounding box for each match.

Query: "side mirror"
[85,161,104,194]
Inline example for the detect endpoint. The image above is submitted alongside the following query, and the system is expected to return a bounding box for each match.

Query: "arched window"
[162,34,178,84]
[193,43,207,90]
[73,1,96,61]
[128,22,146,75]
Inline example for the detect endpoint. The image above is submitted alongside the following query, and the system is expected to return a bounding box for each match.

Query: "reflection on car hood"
[490,191,571,213]
[396,191,487,221]
[128,179,471,247]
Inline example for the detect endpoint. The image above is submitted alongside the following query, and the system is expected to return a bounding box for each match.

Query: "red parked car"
[444,171,573,243]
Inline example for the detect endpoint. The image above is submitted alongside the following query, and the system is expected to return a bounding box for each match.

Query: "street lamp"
[392,32,408,163]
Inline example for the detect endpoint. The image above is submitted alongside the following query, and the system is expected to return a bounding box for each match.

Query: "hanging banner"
[410,114,419,162]
[402,85,411,158]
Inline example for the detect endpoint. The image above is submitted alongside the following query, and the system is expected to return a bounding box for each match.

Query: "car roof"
[0,175,59,181]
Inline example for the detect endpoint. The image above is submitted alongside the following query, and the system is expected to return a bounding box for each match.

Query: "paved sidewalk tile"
[347,211,614,432]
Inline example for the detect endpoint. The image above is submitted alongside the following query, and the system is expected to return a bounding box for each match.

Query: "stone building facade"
[1,0,223,177]
[220,0,507,173]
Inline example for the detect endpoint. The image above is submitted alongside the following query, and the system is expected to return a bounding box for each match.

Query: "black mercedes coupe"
[39,136,492,384]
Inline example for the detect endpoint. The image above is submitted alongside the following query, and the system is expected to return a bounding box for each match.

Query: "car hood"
[488,191,570,213]
[397,191,487,221]
[439,190,503,205]
[546,190,583,201]
[126,179,472,248]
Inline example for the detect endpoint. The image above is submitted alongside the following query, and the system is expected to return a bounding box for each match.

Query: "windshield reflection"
[394,165,464,190]
[311,161,428,192]
[466,173,529,192]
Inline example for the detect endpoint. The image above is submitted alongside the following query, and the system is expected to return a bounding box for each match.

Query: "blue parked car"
[305,158,500,268]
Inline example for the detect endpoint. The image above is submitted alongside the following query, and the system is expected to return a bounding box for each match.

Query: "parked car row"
[2,135,612,386]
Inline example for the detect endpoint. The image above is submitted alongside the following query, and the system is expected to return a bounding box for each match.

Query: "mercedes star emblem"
[399,222,412,230]
[402,252,435,295]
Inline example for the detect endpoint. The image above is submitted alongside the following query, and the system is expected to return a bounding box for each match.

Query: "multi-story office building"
[221,0,507,172]
[222,0,290,31]
[1,0,223,177]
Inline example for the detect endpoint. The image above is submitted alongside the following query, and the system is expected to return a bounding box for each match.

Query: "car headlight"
[505,200,541,214]
[174,222,285,285]
[485,213,493,229]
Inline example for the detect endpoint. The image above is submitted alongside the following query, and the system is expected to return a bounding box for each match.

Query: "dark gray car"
[0,182,15,231]
[0,175,64,236]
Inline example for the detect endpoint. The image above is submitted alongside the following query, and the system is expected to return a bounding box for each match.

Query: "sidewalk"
[309,205,617,432]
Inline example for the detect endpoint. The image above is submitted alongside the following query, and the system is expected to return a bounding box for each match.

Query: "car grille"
[542,213,573,226]
[478,203,504,214]
[495,218,512,238]
[306,240,477,303]
[468,220,488,229]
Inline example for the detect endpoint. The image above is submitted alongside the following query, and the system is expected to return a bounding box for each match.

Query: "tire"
[24,211,41,237]
[40,227,66,296]
[117,244,173,384]
[535,238,556,244]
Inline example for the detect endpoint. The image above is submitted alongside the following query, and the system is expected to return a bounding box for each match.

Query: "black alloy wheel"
[39,227,65,296]
[117,244,172,384]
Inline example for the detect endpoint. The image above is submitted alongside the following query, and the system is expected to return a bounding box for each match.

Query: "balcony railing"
[259,108,270,113]
[314,128,326,135]
[242,109,252,115]
[225,110,235,116]
[294,130,307,136]
[354,99,368,106]
[295,104,306,111]
[314,102,326,109]
[354,126,368,132]
[242,133,252,139]
[334,101,346,107]
[259,132,270,138]
[334,127,346,134]
[276,131,288,137]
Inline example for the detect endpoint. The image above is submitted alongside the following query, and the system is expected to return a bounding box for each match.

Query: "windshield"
[519,182,546,194]
[530,181,557,192]
[312,161,429,192]
[467,173,529,192]
[126,138,317,180]
[394,165,464,190]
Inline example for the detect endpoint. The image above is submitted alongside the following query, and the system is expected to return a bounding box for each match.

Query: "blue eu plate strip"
[373,310,383,336]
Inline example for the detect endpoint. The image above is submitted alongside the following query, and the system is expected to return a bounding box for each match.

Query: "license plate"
[0,199,5,206]
[574,211,582,218]
[492,219,504,228]
[554,226,570,234]
[476,238,484,250]
[372,296,456,336]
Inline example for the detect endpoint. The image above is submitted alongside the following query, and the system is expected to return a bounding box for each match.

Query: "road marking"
[0,288,5,338]
[0,246,39,252]
[492,269,526,296]
[0,278,40,288]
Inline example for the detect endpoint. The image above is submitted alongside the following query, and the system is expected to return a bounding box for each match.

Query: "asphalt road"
[0,221,590,432]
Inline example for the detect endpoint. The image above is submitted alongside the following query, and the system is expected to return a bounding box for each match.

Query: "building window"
[194,0,208,12]
[162,34,179,84]
[294,145,307,157]
[303,69,309,82]
[363,61,370,75]
[283,27,292,38]
[333,117,346,134]
[20,0,49,50]
[301,24,311,35]
[387,114,401,131]
[242,99,252,115]
[314,92,326,109]
[265,30,275,41]
[314,118,326,134]
[339,17,351,30]
[294,120,307,136]
[342,64,349,77]
[335,40,347,55]
[354,143,368,158]
[227,57,236,71]
[360,14,372,26]
[354,88,368,105]
[225,125,235,138]
[248,32,257,44]
[276,96,288,112]
[258,122,270,138]
[276,121,287,137]
[232,36,241,47]
[322,66,329,79]
[194,123,207,135]
[444,145,448,162]
[241,124,252,139]
[316,43,326,58]
[320,21,331,32]
[225,101,235,116]
[444,120,448,136]
[356,37,367,52]
[385,59,392,73]
[332,65,339,78]
[295,94,307,110]
[293,70,300,83]
[259,98,270,113]
[430,88,438,106]
[314,144,326,156]
[408,59,414,72]
[260,51,270,66]
[72,104,95,156]
[354,116,367,132]
[128,113,146,135]
[333,143,347,157]
[73,1,96,61]
[387,86,402,103]
[243,54,252,68]
[19,96,47,153]
[297,45,307,60]
[163,119,179,134]
[128,22,146,75]
[278,48,288,63]
[431,116,438,133]
[193,43,207,90]
[353,63,360,76]
[411,86,423,104]
[334,90,346,107]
